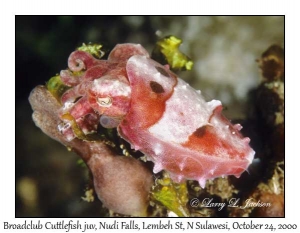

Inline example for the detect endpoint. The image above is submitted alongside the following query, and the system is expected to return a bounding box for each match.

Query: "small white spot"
[153,163,163,173]
[153,143,162,155]
[155,30,162,37]
[179,161,185,171]
[233,123,243,131]
[63,102,75,110]
[97,97,112,107]
[198,178,206,189]
[58,122,71,132]
[243,137,250,143]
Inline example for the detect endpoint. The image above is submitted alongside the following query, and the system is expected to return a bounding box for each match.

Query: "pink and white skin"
[59,43,255,188]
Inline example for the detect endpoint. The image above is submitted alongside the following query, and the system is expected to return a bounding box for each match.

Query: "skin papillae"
[29,40,255,217]
[29,86,153,217]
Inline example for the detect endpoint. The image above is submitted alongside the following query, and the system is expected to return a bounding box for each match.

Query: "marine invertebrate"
[29,39,258,217]
[57,42,254,188]
[29,86,153,216]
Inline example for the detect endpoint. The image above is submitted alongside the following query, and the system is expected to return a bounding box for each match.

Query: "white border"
[2,1,300,232]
